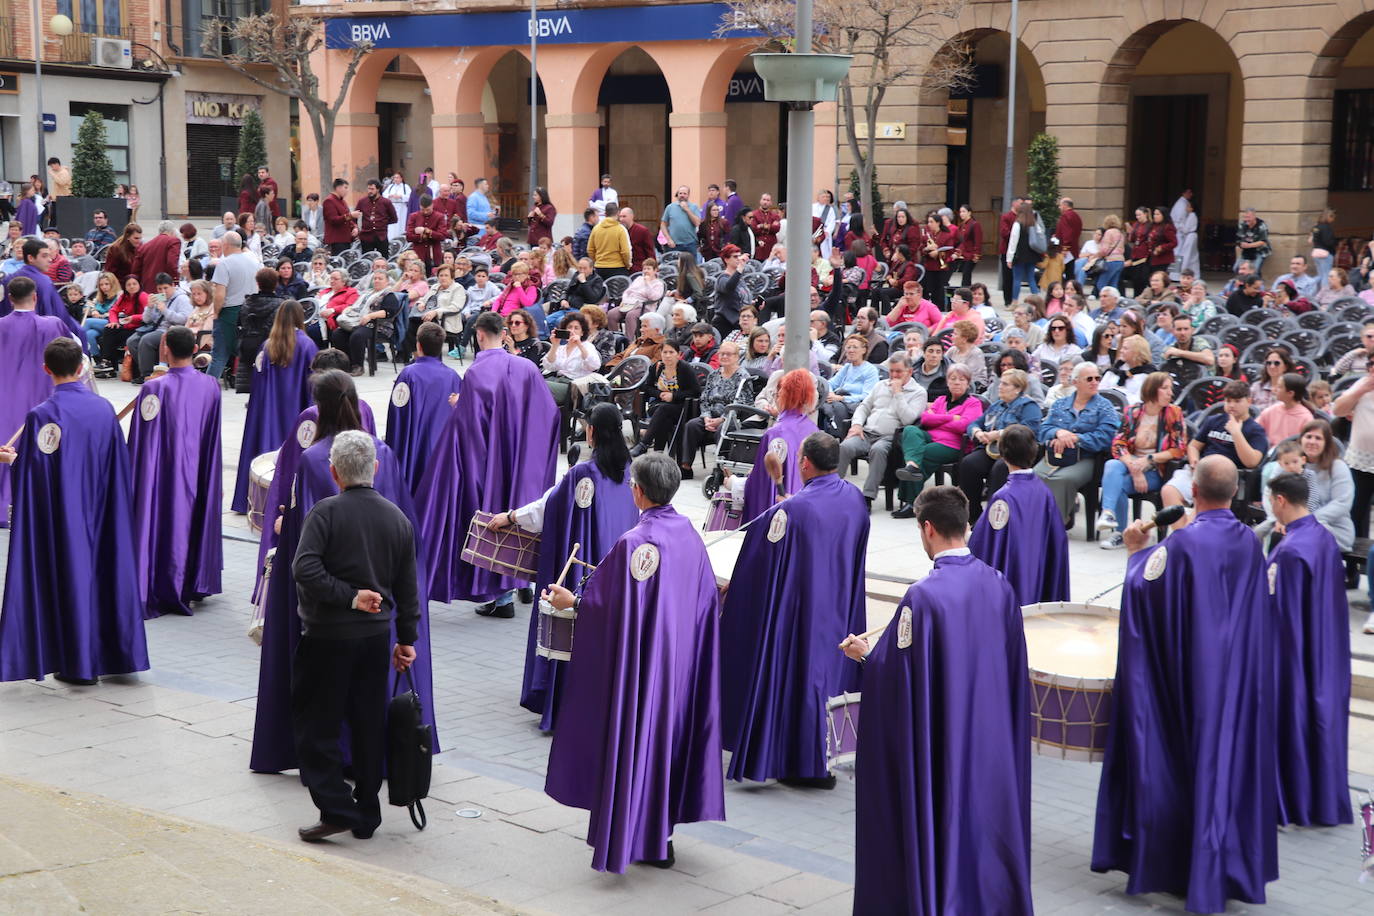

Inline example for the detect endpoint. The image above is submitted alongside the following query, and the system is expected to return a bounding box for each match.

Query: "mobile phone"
[554,329,570,340]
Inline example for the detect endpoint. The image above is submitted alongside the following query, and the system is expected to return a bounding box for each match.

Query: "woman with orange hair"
[741,368,821,521]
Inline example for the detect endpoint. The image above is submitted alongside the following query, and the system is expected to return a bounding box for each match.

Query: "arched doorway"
[373,54,435,186]
[1105,21,1243,263]
[481,49,545,216]
[1313,14,1374,236]
[596,47,672,219]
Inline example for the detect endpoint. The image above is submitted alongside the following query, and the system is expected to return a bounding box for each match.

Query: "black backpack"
[386,668,432,830]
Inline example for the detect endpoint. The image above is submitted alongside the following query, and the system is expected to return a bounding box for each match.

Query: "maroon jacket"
[406,207,448,266]
[356,194,397,241]
[997,210,1016,255]
[132,232,180,291]
[1127,222,1152,262]
[1055,208,1083,257]
[626,221,655,272]
[323,193,355,245]
[956,217,983,260]
[747,207,782,261]
[1147,222,1177,268]
[919,227,958,273]
[527,202,557,246]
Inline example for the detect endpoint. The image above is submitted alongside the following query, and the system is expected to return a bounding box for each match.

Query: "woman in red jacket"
[102,222,142,284]
[880,207,921,262]
[1124,206,1153,297]
[953,204,982,288]
[97,274,148,372]
[919,210,958,310]
[527,187,557,246]
[1146,206,1177,283]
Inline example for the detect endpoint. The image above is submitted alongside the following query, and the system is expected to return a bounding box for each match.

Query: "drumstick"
[838,624,888,651]
[3,426,22,449]
[115,394,140,421]
[703,512,764,548]
[554,543,581,589]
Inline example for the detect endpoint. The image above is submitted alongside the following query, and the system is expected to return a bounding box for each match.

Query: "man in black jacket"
[291,431,420,842]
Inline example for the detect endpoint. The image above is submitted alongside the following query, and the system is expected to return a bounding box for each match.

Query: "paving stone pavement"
[2,360,1373,912]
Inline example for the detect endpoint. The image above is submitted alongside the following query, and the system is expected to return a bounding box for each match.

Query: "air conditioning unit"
[91,38,132,70]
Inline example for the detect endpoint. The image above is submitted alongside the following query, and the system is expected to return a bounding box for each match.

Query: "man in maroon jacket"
[356,179,396,251]
[323,178,358,255]
[619,207,656,273]
[998,195,1023,305]
[257,167,281,220]
[406,195,447,272]
[132,221,182,292]
[747,193,782,261]
[1055,197,1083,260]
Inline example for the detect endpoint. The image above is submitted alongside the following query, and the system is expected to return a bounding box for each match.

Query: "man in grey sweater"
[838,351,929,506]
[290,431,420,842]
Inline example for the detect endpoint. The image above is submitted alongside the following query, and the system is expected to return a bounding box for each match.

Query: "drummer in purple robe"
[251,370,437,773]
[740,369,819,522]
[231,300,318,513]
[721,431,868,787]
[385,322,461,494]
[414,310,558,616]
[840,486,1031,915]
[0,239,85,339]
[486,403,638,731]
[1092,455,1277,911]
[1265,471,1351,827]
[968,423,1070,605]
[542,453,724,872]
[0,338,148,685]
[128,326,223,617]
[252,348,375,604]
[0,276,73,526]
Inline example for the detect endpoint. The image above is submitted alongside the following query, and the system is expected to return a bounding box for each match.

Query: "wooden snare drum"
[1021,601,1119,763]
[825,691,862,771]
[703,490,744,533]
[247,548,275,646]
[460,511,541,579]
[536,596,576,661]
[247,450,278,534]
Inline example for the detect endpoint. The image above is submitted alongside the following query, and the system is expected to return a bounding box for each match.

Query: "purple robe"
[742,409,818,522]
[0,382,149,681]
[968,470,1070,606]
[520,460,638,730]
[250,434,438,773]
[252,401,376,604]
[384,355,462,494]
[414,347,558,602]
[854,552,1031,915]
[230,330,318,513]
[1268,514,1351,827]
[545,505,724,873]
[127,367,223,617]
[15,197,38,236]
[720,473,868,781]
[0,265,85,339]
[1092,509,1277,912]
[0,310,69,524]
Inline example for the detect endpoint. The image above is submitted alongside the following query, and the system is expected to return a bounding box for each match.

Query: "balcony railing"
[57,27,139,66]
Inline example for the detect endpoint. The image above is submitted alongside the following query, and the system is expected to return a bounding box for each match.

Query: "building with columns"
[304,0,1374,260]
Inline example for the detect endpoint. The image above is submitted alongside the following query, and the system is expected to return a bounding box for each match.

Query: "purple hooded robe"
[968,470,1071,605]
[1092,509,1277,912]
[742,409,818,522]
[127,366,223,617]
[0,264,85,340]
[384,355,462,494]
[853,551,1031,915]
[0,310,69,524]
[545,505,725,873]
[720,472,868,781]
[230,330,317,513]
[0,382,149,681]
[414,346,558,602]
[1267,513,1351,827]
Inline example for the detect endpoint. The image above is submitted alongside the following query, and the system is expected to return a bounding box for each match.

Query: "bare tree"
[205,14,371,201]
[721,0,971,236]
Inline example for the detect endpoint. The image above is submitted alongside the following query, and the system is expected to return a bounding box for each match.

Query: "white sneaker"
[1364,611,1374,635]
[1096,510,1118,531]
[1099,533,1125,550]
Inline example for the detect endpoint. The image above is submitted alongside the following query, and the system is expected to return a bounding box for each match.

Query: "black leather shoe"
[351,826,377,840]
[891,503,915,519]
[641,841,675,869]
[53,673,98,686]
[629,441,648,457]
[475,601,496,616]
[517,587,534,604]
[779,775,837,790]
[679,464,695,480]
[491,602,516,619]
[894,463,923,484]
[298,821,350,842]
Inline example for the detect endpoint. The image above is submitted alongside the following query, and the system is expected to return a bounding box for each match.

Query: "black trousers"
[1125,263,1151,297]
[291,632,390,833]
[1000,262,1014,306]
[924,269,948,309]
[955,258,975,288]
[596,267,630,282]
[641,403,687,453]
[957,448,1011,522]
[681,416,719,466]
[329,242,353,256]
[99,325,136,366]
[330,325,376,371]
[1352,468,1374,540]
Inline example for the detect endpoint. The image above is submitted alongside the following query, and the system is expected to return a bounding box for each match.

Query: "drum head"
[250,449,279,485]
[1021,602,1119,684]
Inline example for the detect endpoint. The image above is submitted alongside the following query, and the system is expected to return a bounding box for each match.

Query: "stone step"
[1351,696,1374,723]
[1353,656,1374,704]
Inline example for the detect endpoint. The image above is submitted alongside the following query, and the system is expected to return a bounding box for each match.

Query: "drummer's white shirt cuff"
[512,483,558,534]
[933,547,971,560]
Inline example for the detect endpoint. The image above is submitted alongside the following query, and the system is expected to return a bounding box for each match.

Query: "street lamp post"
[33,8,75,172]
[529,0,538,208]
[1002,0,1019,210]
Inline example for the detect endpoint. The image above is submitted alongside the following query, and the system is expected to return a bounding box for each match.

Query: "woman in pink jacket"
[891,363,985,517]
[495,262,540,316]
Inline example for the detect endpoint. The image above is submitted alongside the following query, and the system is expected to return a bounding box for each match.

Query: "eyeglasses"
[509,319,526,326]
[1082,375,1101,382]
[1265,360,1283,366]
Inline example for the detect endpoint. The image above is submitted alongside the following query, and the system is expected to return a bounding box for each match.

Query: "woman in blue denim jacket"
[1033,361,1122,527]
[956,368,1044,521]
